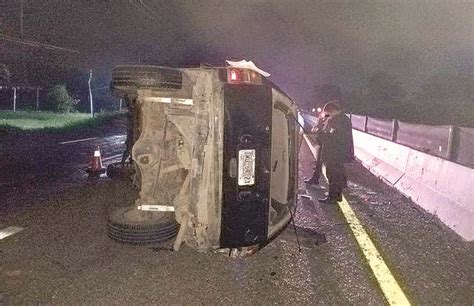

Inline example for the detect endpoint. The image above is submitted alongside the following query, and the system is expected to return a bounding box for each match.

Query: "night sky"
[1,0,472,105]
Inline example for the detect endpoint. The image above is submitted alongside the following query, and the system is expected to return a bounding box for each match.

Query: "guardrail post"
[446,125,459,161]
[364,116,368,133]
[391,119,399,142]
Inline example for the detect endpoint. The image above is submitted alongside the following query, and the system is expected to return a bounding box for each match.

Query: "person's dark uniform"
[318,102,354,203]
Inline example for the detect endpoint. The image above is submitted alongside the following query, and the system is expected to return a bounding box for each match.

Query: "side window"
[270,108,289,204]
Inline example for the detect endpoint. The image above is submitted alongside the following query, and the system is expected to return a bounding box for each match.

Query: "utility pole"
[19,0,26,85]
[13,87,17,112]
[36,88,40,110]
[88,69,94,118]
[20,0,24,38]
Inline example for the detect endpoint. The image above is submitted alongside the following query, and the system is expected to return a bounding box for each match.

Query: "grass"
[0,110,120,132]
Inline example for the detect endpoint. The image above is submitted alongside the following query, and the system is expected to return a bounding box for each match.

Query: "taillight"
[229,69,241,82]
[226,68,263,85]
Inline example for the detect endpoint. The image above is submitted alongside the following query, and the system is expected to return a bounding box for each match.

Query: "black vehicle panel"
[220,84,272,248]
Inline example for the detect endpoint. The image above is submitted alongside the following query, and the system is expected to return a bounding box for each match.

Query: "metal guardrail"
[397,121,451,158]
[366,117,393,141]
[457,127,474,168]
[350,114,366,132]
[349,114,474,169]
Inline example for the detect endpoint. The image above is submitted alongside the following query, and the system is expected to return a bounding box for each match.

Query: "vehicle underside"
[108,65,299,255]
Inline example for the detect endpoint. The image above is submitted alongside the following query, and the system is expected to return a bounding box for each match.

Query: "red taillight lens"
[230,69,238,81]
[226,68,262,85]
[249,71,260,82]
[228,68,241,82]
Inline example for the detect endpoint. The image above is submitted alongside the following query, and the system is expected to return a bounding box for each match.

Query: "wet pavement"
[0,119,473,304]
[0,117,126,222]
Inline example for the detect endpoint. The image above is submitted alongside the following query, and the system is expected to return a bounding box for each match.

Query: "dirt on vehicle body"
[109,64,299,254]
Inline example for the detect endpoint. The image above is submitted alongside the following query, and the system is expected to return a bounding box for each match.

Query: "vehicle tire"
[106,162,133,180]
[111,65,183,95]
[107,206,179,245]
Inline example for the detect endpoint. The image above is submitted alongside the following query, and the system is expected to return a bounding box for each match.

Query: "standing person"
[318,101,354,203]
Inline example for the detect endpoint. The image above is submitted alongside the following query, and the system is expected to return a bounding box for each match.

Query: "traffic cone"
[87,145,106,177]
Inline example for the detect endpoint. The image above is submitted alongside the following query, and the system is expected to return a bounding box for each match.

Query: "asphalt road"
[0,118,473,305]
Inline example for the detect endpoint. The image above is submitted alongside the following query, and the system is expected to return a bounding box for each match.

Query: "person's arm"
[307,117,326,137]
[318,118,335,143]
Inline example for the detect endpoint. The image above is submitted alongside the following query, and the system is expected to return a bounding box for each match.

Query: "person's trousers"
[309,144,322,182]
[310,158,323,182]
[324,161,347,195]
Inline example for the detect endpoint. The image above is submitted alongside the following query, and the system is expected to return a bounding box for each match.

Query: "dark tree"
[366,71,406,118]
[0,64,11,83]
[409,72,473,126]
[345,71,406,118]
[45,84,77,113]
[317,84,342,103]
[309,84,343,110]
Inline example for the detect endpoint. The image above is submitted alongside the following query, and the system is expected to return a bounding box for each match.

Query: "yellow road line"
[303,135,410,304]
[338,194,410,305]
[321,163,410,305]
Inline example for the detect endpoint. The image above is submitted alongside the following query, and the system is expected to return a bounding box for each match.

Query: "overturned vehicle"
[108,63,299,253]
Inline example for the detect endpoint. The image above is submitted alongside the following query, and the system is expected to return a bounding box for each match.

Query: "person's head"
[322,101,342,118]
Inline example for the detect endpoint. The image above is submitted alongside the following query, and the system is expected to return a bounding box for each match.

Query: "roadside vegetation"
[0,110,121,132]
[0,83,124,132]
[44,84,78,113]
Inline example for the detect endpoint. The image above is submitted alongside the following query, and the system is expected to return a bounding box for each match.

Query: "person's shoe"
[318,193,342,203]
[304,177,319,185]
